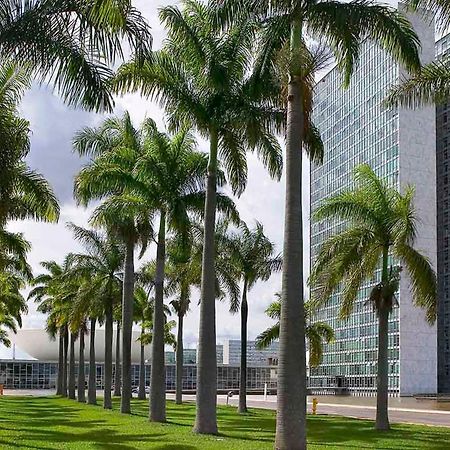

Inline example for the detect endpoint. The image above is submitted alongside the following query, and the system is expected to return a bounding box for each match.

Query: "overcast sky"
[4,0,313,359]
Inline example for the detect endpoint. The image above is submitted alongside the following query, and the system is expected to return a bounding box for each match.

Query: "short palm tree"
[165,241,200,405]
[113,309,122,398]
[30,259,74,397]
[228,222,281,413]
[114,0,284,433]
[133,285,153,401]
[0,0,152,111]
[67,224,124,408]
[255,295,334,368]
[309,164,437,431]
[0,270,28,348]
[133,284,172,401]
[165,232,201,404]
[215,1,422,446]
[166,220,241,406]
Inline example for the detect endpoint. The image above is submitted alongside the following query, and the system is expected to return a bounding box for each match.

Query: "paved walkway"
[167,394,450,428]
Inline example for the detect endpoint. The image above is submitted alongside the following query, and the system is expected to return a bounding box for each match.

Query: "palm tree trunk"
[121,238,135,414]
[194,128,218,435]
[175,312,184,405]
[62,326,68,397]
[56,330,64,395]
[104,300,113,409]
[68,332,76,400]
[275,18,307,450]
[88,318,97,405]
[376,247,390,431]
[114,323,121,397]
[238,280,248,414]
[138,327,146,400]
[150,211,167,422]
[78,330,86,403]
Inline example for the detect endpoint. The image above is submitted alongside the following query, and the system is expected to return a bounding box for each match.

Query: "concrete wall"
[398,5,437,395]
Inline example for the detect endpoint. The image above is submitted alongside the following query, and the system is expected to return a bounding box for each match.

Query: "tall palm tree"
[114,1,284,433]
[309,164,437,430]
[255,295,334,368]
[74,113,154,414]
[67,224,124,408]
[227,222,281,413]
[216,1,422,446]
[76,115,238,419]
[0,0,152,111]
[132,127,237,422]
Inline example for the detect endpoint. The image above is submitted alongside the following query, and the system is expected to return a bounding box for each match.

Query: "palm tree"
[386,0,450,108]
[29,260,72,397]
[114,1,284,433]
[113,317,122,398]
[87,317,98,405]
[134,286,152,401]
[53,273,81,401]
[75,115,238,419]
[215,1,422,446]
[74,114,154,414]
[0,0,152,111]
[0,228,31,351]
[0,60,59,230]
[309,164,437,430]
[0,269,29,349]
[164,242,199,405]
[77,321,87,403]
[256,295,334,368]
[133,283,173,401]
[68,330,76,400]
[133,127,237,422]
[227,222,281,413]
[67,224,124,408]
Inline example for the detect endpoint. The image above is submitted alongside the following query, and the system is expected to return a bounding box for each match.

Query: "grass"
[0,396,449,449]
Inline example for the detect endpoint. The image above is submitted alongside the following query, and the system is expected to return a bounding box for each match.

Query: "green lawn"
[0,396,448,449]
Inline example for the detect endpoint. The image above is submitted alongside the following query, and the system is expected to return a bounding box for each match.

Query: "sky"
[3,0,312,359]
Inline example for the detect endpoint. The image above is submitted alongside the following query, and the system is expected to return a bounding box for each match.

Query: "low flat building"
[222,340,279,367]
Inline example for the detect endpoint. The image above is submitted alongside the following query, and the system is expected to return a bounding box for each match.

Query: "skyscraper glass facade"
[310,40,402,395]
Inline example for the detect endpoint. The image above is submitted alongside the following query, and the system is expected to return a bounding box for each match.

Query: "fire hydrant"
[312,397,318,415]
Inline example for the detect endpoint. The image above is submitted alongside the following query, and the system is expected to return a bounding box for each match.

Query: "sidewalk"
[166,393,450,428]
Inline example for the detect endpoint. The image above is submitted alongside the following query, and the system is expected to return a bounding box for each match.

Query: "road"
[167,393,450,428]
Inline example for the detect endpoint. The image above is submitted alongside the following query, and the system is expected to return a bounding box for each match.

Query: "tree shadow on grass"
[308,415,450,449]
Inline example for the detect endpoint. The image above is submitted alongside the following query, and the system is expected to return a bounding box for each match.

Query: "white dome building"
[10,329,152,364]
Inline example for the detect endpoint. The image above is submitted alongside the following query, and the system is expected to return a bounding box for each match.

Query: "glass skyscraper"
[310,9,437,396]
